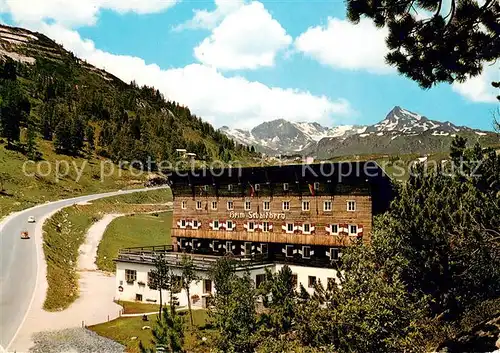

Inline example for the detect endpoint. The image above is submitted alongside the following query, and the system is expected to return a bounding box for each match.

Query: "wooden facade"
[172,194,371,246]
[168,162,393,266]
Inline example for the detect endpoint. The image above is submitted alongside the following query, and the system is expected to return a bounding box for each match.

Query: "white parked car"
[27,216,36,223]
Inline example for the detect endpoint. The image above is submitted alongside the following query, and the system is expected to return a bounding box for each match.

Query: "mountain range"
[220,106,498,157]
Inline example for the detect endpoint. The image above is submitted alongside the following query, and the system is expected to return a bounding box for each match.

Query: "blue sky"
[0,0,498,130]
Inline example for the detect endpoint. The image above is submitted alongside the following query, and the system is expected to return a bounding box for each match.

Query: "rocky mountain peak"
[219,106,493,155]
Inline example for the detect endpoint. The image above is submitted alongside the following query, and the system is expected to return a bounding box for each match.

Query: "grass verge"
[89,309,210,353]
[96,212,172,272]
[42,188,172,311]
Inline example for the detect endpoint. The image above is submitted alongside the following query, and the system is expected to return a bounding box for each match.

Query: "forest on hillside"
[0,56,256,166]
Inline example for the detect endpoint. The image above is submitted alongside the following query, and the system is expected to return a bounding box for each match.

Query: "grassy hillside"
[0,139,151,218]
[0,24,257,217]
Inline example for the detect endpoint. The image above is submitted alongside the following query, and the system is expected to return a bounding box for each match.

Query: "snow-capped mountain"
[220,119,366,154]
[363,106,473,135]
[220,106,496,156]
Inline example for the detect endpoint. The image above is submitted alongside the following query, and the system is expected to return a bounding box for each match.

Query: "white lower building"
[114,246,339,308]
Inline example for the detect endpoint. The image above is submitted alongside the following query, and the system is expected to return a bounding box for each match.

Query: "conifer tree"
[259,265,297,337]
[139,306,185,353]
[0,80,29,148]
[41,101,55,140]
[1,58,17,80]
[70,116,85,155]
[85,125,95,156]
[26,117,38,160]
[54,115,72,154]
[149,253,172,320]
[345,0,499,88]
[180,255,200,327]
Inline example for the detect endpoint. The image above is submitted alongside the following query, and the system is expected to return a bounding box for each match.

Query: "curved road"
[0,187,167,352]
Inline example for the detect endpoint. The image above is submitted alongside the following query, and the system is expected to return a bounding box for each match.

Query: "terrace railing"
[116,246,271,270]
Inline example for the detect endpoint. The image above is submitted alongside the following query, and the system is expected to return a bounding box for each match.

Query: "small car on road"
[20,231,30,239]
[27,216,36,223]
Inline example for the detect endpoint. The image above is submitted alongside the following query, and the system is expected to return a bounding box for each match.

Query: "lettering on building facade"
[229,211,286,220]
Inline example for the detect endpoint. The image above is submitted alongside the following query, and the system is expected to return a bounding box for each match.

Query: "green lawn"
[90,309,210,353]
[116,300,161,315]
[96,212,172,272]
[42,189,172,311]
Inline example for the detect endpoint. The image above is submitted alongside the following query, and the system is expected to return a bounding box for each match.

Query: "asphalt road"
[0,187,167,351]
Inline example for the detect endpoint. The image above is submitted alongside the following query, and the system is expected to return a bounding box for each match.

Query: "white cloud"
[295,17,392,74]
[193,1,292,70]
[0,0,177,27]
[37,23,351,129]
[452,64,499,103]
[174,0,244,31]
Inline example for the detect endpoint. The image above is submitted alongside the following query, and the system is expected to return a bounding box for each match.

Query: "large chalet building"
[115,162,392,308]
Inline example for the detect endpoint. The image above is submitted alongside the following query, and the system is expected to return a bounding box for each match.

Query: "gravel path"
[78,214,123,271]
[30,328,125,353]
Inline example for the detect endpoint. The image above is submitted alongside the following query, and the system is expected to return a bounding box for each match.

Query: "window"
[180,238,189,249]
[255,274,266,288]
[330,248,340,261]
[261,243,268,255]
[303,223,311,234]
[227,201,234,210]
[314,182,320,190]
[302,201,310,211]
[255,184,260,191]
[286,245,294,257]
[324,200,332,211]
[203,279,212,293]
[263,201,270,211]
[262,221,270,232]
[286,223,294,233]
[180,219,186,228]
[192,220,199,228]
[136,294,143,302]
[291,274,298,288]
[331,224,339,235]
[213,220,220,230]
[247,221,255,232]
[181,201,187,209]
[203,185,209,191]
[282,201,290,211]
[148,272,156,289]
[228,184,233,191]
[347,200,356,211]
[349,224,358,235]
[226,241,232,253]
[302,246,311,259]
[211,201,218,210]
[196,201,202,210]
[245,200,251,211]
[226,220,233,230]
[283,183,289,191]
[244,242,252,255]
[125,269,137,283]
[308,276,317,288]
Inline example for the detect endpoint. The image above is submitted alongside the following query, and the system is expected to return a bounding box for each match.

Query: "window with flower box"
[125,269,137,284]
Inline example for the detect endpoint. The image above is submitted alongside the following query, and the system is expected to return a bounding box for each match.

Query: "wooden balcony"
[172,229,355,246]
